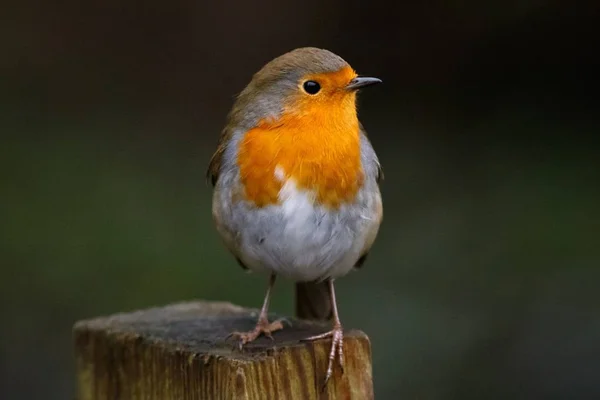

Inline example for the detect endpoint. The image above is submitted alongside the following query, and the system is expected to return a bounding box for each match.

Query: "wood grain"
[73,301,373,400]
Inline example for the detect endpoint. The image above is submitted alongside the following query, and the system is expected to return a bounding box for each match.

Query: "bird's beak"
[345,77,382,91]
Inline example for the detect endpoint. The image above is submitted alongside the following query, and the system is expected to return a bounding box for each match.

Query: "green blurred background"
[1,1,599,398]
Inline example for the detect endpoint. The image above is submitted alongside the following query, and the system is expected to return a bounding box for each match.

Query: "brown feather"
[206,126,233,187]
[295,281,333,321]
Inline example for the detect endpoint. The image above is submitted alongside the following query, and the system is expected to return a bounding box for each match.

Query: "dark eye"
[303,80,321,95]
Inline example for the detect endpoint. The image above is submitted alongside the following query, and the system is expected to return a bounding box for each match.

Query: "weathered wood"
[73,301,373,399]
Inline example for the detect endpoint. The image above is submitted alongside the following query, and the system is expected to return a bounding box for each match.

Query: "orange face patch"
[237,67,363,209]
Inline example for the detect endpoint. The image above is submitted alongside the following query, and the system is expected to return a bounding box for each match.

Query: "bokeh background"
[2,0,599,398]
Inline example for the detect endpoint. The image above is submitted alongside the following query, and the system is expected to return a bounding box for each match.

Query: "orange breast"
[237,101,363,209]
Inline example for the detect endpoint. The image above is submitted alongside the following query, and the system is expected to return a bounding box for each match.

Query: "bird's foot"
[303,324,344,389]
[227,317,285,350]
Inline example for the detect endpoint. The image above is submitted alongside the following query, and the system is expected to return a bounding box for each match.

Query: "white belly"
[213,170,382,282]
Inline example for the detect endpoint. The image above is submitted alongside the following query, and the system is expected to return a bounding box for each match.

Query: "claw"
[303,325,344,389]
[227,318,285,349]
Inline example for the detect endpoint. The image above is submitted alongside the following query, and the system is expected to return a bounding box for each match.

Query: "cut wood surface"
[74,301,373,399]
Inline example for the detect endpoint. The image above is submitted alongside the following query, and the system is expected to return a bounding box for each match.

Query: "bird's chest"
[236,122,364,209]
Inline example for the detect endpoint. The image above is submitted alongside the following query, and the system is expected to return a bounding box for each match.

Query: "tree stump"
[73,301,373,399]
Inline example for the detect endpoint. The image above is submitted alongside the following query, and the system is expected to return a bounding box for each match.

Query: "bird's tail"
[295,281,333,321]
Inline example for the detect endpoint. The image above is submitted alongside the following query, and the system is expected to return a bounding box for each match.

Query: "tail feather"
[295,281,333,321]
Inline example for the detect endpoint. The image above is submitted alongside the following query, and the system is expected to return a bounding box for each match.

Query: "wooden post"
[73,301,373,399]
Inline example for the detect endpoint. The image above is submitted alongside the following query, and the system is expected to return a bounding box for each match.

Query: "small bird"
[207,47,383,386]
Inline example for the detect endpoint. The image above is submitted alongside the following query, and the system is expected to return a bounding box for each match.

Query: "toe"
[303,330,334,342]
[228,318,287,350]
[239,334,250,345]
[338,352,345,373]
[269,320,284,331]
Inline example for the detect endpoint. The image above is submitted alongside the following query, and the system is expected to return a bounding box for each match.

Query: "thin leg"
[228,273,285,349]
[303,279,344,388]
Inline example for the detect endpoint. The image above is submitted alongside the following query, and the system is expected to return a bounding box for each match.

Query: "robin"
[207,47,383,386]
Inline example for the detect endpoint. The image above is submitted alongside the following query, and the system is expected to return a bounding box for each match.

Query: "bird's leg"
[228,273,285,349]
[303,279,344,387]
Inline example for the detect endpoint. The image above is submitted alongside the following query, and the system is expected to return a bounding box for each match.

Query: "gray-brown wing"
[206,127,234,187]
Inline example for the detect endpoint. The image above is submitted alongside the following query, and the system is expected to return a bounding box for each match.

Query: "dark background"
[2,0,599,398]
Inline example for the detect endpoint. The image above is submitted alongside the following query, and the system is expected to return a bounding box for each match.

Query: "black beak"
[346,77,382,91]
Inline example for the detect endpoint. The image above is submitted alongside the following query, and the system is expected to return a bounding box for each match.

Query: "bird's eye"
[303,80,321,95]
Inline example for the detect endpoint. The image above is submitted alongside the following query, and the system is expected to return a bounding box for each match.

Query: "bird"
[207,47,383,387]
